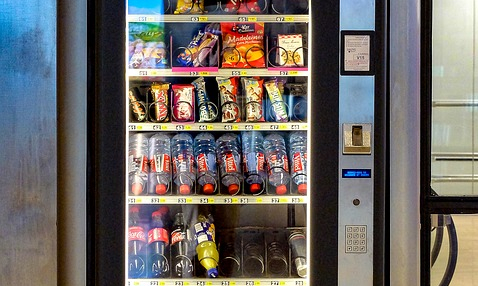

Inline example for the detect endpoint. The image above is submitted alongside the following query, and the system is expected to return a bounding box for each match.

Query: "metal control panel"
[338,0,376,284]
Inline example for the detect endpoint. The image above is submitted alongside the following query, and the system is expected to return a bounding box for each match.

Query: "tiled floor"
[431,215,478,285]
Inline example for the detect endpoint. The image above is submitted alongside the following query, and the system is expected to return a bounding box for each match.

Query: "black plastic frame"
[340,30,376,76]
[421,0,478,285]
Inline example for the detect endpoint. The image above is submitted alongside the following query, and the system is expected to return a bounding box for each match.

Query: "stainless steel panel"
[389,0,421,284]
[58,0,87,285]
[0,1,57,285]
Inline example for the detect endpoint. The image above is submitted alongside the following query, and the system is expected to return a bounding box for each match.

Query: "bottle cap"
[275,184,287,195]
[203,183,215,195]
[207,268,219,278]
[155,184,167,195]
[228,184,239,195]
[179,184,191,195]
[250,183,261,193]
[298,183,307,195]
[131,183,143,195]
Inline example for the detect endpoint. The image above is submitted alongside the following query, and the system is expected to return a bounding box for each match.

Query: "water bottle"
[241,131,267,194]
[128,206,147,278]
[170,212,194,278]
[147,207,170,278]
[171,133,196,195]
[129,133,149,195]
[216,133,242,195]
[194,214,219,278]
[194,133,218,195]
[148,134,172,195]
[263,133,290,195]
[289,131,307,195]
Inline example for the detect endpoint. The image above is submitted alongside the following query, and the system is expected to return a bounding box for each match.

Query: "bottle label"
[267,153,289,173]
[171,229,186,245]
[292,152,306,173]
[172,154,194,174]
[224,153,238,173]
[151,154,171,173]
[148,227,169,244]
[129,226,147,242]
[129,154,148,174]
[243,152,265,173]
[194,221,215,243]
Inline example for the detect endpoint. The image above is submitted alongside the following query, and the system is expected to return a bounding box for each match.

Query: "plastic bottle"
[128,206,147,278]
[263,133,290,195]
[193,132,218,195]
[170,212,194,278]
[171,133,196,195]
[194,214,219,278]
[289,131,307,195]
[148,134,172,195]
[129,134,149,195]
[147,207,170,278]
[289,230,307,278]
[241,131,267,194]
[216,133,242,195]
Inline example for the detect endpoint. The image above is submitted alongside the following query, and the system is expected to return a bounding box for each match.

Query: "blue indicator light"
[342,169,372,178]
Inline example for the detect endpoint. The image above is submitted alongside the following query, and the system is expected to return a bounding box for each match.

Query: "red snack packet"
[172,84,195,122]
[221,22,265,68]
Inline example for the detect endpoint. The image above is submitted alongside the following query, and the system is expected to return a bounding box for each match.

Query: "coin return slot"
[343,123,372,155]
[352,125,363,146]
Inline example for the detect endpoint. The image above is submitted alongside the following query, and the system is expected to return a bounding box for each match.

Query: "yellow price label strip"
[288,71,299,76]
[253,125,261,130]
[199,16,208,21]
[256,198,263,203]
[199,71,210,76]
[248,17,257,21]
[284,16,295,22]
[232,198,239,203]
[136,125,143,130]
[207,125,214,130]
[279,124,288,130]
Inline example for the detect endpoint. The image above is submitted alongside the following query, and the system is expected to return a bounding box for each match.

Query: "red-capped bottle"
[147,206,170,278]
[128,206,147,278]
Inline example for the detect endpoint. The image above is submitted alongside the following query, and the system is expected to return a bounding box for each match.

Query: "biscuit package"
[221,22,265,68]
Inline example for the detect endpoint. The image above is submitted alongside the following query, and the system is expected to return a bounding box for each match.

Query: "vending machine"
[90,0,386,285]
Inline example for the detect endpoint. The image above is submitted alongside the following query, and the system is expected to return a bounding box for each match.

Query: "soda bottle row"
[128,205,307,279]
[128,78,307,123]
[128,131,307,196]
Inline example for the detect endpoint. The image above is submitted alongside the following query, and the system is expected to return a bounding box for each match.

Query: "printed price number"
[128,198,136,204]
[291,197,303,203]
[191,16,208,21]
[153,125,162,130]
[295,281,304,286]
[279,124,288,130]
[138,16,147,21]
[231,70,241,76]
[199,125,207,131]
[279,71,289,76]
[150,197,164,204]
[174,281,184,286]
[245,282,260,286]
[190,71,199,76]
[176,125,185,131]
[224,125,233,130]
[221,282,230,286]
[271,282,280,286]
[199,198,209,204]
[224,198,233,204]
[129,125,137,131]
[178,198,187,204]
[139,70,148,76]
[150,281,159,286]
[240,198,249,204]
[271,198,280,203]
[245,125,253,130]
[276,16,294,22]
[291,124,300,130]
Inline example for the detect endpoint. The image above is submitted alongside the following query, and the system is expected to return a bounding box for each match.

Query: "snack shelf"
[127,122,308,132]
[127,68,309,78]
[127,14,309,23]
[127,195,307,205]
[127,278,308,286]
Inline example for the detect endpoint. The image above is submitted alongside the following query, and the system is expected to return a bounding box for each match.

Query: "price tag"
[270,125,279,130]
[253,125,261,130]
[150,70,159,76]
[302,124,308,130]
[279,124,288,130]
[128,198,136,204]
[199,71,210,76]
[224,198,233,204]
[285,16,295,22]
[190,71,199,76]
[291,124,300,130]
[256,198,263,203]
[199,16,208,21]
[288,71,299,76]
[185,125,192,130]
[147,16,155,21]
[135,198,143,203]
[150,281,159,286]
[291,197,303,203]
[245,125,253,130]
[271,198,279,203]
[139,70,148,76]
[153,125,162,130]
[136,125,143,130]
[232,125,239,130]
[207,125,214,130]
[150,198,163,204]
[129,125,137,131]
[138,16,147,21]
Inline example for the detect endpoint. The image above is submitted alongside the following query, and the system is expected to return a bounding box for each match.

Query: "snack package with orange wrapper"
[149,82,170,123]
[221,22,265,68]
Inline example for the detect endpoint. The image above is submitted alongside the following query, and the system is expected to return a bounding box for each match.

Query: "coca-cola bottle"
[170,212,194,278]
[147,206,170,278]
[128,206,147,278]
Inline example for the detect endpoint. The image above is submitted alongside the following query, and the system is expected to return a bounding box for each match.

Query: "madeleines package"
[221,22,265,68]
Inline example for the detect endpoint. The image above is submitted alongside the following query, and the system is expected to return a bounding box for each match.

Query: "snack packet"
[192,77,218,122]
[149,82,170,122]
[242,77,265,122]
[264,79,289,122]
[277,34,304,67]
[174,0,205,14]
[128,87,147,122]
[129,22,168,69]
[224,0,262,14]
[217,77,241,122]
[221,22,265,68]
[172,84,195,122]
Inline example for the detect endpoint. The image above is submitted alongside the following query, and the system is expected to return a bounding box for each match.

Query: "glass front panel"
[432,0,478,196]
[125,1,311,285]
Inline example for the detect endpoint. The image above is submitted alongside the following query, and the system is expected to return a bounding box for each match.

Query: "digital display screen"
[342,169,372,178]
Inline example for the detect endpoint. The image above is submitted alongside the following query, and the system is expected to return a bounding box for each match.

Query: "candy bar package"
[223,0,262,14]
[174,0,205,14]
[128,87,147,122]
[148,82,170,122]
[264,79,289,122]
[192,77,218,122]
[242,77,265,122]
[277,34,304,67]
[129,22,168,69]
[221,22,265,68]
[177,23,221,67]
[217,77,241,122]
[172,84,195,122]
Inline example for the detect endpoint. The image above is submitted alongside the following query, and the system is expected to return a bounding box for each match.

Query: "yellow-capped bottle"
[194,214,219,277]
